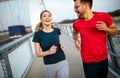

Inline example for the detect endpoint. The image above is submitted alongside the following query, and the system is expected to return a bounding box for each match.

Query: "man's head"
[73,0,93,18]
[73,0,93,8]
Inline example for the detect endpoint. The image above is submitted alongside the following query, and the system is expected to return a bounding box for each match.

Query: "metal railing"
[107,31,120,77]
[0,33,34,78]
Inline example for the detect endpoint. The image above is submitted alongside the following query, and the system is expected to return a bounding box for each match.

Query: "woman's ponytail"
[35,22,43,32]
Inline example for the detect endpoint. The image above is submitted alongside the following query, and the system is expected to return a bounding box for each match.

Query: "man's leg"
[83,58,108,78]
[98,58,108,78]
[83,62,99,78]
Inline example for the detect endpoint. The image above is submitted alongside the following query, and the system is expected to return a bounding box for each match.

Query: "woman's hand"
[49,45,57,55]
[61,45,66,52]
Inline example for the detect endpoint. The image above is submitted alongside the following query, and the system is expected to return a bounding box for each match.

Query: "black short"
[83,58,108,78]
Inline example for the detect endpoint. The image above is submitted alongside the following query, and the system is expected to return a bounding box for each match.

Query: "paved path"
[25,33,116,78]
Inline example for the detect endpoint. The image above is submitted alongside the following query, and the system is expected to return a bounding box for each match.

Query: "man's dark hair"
[73,0,93,8]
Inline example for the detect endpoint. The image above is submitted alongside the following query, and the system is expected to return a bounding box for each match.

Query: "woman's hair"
[34,10,52,32]
[34,22,43,32]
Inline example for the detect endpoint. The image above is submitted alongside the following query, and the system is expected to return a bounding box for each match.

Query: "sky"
[44,0,120,22]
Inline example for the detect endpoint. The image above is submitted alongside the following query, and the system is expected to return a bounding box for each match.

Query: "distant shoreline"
[112,16,120,22]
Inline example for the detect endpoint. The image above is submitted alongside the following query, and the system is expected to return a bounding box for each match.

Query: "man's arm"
[72,28,81,50]
[96,21,118,35]
[73,28,79,41]
[105,23,118,35]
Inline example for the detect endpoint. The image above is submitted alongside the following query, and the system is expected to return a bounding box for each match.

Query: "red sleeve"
[73,22,78,31]
[104,13,113,27]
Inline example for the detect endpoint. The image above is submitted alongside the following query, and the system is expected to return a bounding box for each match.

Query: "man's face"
[74,0,85,18]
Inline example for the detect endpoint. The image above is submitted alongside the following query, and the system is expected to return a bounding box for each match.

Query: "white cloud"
[44,0,76,22]
[92,0,120,12]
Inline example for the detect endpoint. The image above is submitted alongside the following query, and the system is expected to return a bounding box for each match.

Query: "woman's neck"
[43,25,53,32]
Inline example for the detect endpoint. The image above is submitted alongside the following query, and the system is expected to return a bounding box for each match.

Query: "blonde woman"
[32,10,69,78]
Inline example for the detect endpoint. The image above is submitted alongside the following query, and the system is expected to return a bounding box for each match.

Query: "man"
[72,0,118,78]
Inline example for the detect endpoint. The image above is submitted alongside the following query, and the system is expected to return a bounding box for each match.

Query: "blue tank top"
[32,28,65,65]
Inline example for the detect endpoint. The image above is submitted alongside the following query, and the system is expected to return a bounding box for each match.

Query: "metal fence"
[0,33,34,78]
[107,30,120,77]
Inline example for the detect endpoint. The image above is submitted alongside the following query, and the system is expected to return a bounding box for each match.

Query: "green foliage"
[58,19,76,24]
[108,9,120,16]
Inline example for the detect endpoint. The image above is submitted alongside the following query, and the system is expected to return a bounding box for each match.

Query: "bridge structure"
[0,0,120,78]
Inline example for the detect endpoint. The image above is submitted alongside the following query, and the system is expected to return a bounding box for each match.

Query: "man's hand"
[96,21,118,35]
[96,21,108,31]
[74,40,81,51]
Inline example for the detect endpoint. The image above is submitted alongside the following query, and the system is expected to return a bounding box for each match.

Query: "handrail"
[108,51,120,59]
[0,33,33,54]
[0,33,33,78]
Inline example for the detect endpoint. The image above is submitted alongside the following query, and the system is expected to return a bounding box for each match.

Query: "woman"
[32,10,69,78]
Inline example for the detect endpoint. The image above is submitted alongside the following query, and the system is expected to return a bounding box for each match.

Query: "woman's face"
[41,11,52,26]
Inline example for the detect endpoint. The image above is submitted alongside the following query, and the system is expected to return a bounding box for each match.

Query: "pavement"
[25,33,116,78]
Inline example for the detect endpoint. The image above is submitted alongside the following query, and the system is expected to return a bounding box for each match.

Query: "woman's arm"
[34,42,57,57]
